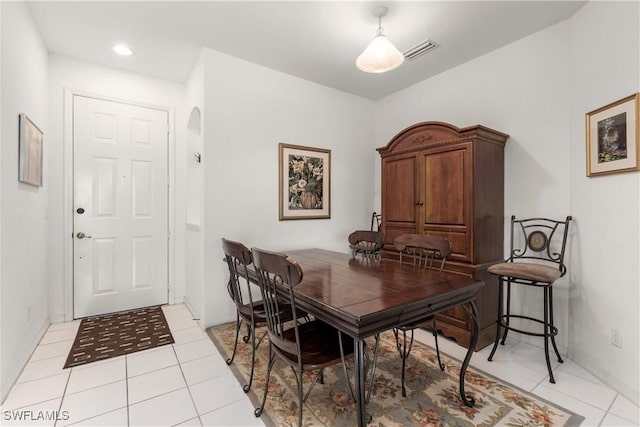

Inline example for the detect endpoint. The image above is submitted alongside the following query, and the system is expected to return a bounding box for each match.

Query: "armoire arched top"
[377,121,509,158]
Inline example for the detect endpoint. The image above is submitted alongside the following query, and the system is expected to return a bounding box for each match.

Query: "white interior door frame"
[62,88,176,321]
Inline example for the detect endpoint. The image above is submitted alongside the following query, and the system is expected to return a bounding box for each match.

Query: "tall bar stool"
[487,216,572,383]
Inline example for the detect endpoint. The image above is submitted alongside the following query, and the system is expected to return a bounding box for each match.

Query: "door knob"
[76,232,92,239]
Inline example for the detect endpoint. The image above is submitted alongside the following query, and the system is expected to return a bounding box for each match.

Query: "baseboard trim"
[181,297,203,329]
[49,314,66,325]
[570,352,639,406]
[1,319,50,404]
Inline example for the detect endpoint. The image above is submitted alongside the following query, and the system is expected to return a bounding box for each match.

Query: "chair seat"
[278,320,354,369]
[237,301,267,323]
[488,262,561,283]
[239,301,301,325]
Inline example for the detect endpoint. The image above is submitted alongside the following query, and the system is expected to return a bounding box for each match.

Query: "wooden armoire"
[377,121,509,350]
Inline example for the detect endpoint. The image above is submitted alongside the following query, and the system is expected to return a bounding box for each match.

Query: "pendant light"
[356,6,404,73]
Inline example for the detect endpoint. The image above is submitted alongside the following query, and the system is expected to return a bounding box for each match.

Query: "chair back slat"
[252,247,304,361]
[221,238,254,309]
[393,234,451,271]
[348,230,384,259]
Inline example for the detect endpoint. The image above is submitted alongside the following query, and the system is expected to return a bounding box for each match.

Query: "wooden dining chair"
[251,247,355,427]
[348,230,384,259]
[222,238,307,392]
[393,233,452,397]
[221,238,268,393]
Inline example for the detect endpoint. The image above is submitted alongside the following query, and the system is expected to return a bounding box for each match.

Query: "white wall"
[374,1,639,403]
[567,1,639,404]
[200,49,374,328]
[0,1,50,402]
[184,54,205,323]
[47,55,188,322]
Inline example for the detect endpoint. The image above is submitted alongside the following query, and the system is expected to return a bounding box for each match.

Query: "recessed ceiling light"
[113,44,132,56]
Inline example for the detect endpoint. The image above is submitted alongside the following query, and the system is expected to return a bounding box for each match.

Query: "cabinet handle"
[415,201,424,206]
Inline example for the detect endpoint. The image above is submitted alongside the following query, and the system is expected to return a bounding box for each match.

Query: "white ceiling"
[26,1,586,100]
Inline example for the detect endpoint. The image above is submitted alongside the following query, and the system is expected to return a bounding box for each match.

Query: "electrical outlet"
[611,329,622,348]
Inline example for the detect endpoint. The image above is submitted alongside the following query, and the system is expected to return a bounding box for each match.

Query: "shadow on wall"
[187,106,202,227]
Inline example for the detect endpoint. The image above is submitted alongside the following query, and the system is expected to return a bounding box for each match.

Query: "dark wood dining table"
[284,248,483,427]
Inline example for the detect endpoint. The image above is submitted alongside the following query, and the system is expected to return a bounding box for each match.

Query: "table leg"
[459,300,478,407]
[354,338,367,427]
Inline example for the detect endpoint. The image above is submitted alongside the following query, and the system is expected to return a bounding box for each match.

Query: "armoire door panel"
[383,157,417,223]
[424,148,467,225]
[383,224,417,248]
[425,229,469,262]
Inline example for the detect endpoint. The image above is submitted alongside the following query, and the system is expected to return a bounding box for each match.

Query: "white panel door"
[73,95,168,318]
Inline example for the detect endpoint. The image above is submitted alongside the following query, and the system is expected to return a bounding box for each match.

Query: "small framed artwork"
[279,143,331,220]
[19,113,44,187]
[586,93,639,177]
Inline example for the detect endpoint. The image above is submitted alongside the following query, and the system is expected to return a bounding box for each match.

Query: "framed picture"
[586,93,639,177]
[279,143,331,220]
[19,113,43,187]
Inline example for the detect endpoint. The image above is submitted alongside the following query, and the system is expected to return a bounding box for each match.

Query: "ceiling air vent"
[403,39,438,61]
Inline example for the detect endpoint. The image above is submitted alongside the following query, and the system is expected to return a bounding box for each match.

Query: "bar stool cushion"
[488,262,561,283]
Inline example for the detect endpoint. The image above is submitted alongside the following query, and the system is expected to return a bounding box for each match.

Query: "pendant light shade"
[356,6,404,73]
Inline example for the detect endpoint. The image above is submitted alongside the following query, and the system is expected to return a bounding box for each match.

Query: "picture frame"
[586,93,639,177]
[279,143,331,220]
[19,113,44,187]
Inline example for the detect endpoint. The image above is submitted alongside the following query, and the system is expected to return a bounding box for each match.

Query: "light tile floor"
[1,304,637,426]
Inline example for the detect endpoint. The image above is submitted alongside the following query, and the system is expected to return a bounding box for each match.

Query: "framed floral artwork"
[19,113,43,187]
[279,143,331,220]
[586,93,639,177]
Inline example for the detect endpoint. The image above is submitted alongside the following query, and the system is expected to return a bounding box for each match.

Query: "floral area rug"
[207,322,584,427]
